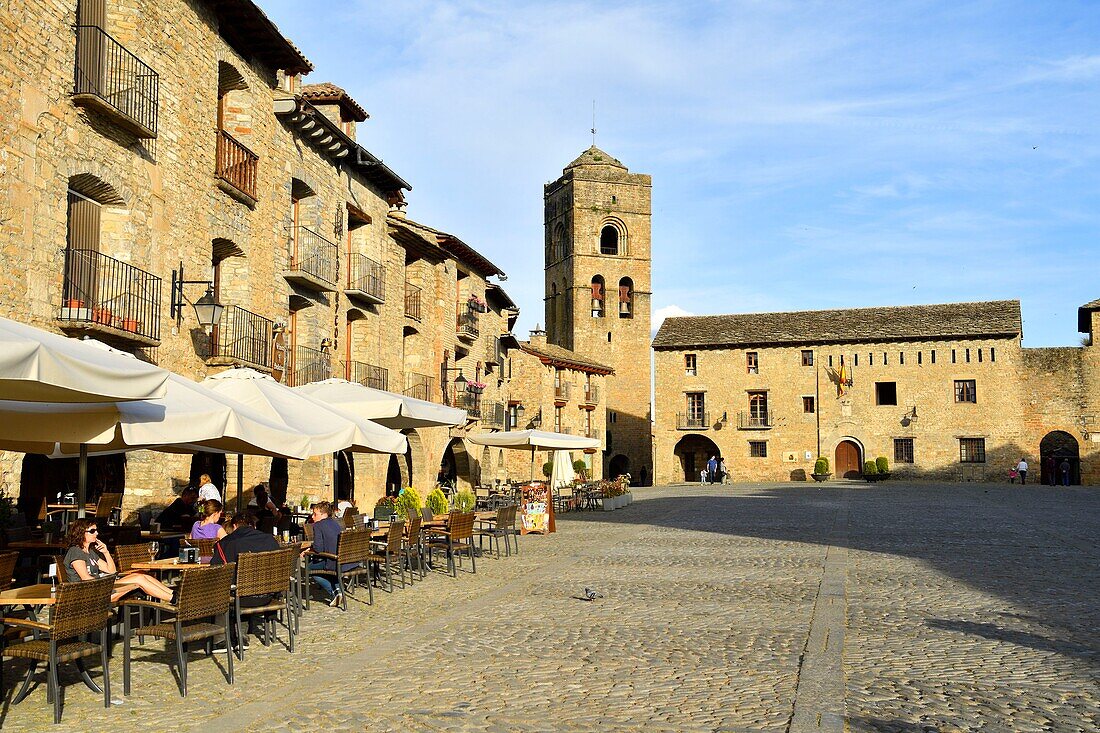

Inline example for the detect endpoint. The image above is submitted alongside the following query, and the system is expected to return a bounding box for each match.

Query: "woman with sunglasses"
[62,518,174,601]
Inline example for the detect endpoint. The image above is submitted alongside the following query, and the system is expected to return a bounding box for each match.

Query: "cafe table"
[0,583,139,616]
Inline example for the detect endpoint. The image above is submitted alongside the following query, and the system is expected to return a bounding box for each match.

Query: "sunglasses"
[86,528,99,534]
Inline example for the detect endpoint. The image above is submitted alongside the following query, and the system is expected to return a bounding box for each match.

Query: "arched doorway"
[335,450,354,503]
[673,435,719,483]
[190,452,227,495]
[608,453,631,480]
[386,454,403,497]
[440,439,472,493]
[835,440,863,479]
[268,457,288,506]
[1040,431,1080,485]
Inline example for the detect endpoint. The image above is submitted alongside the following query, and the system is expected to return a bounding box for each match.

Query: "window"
[600,225,619,255]
[990,347,995,362]
[965,348,971,363]
[918,351,923,365]
[618,278,633,318]
[609,411,617,424]
[854,354,859,367]
[977,348,983,363]
[802,396,815,413]
[951,349,957,364]
[590,276,605,317]
[507,404,519,430]
[868,353,872,366]
[748,392,768,425]
[801,350,813,366]
[554,406,562,432]
[686,392,706,426]
[882,352,888,366]
[954,379,976,403]
[894,438,914,464]
[959,438,986,463]
[749,441,767,458]
[685,354,697,376]
[746,352,759,374]
[899,352,905,365]
[931,350,937,364]
[829,355,833,367]
[875,382,898,406]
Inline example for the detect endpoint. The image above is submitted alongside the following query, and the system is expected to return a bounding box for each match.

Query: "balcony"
[284,226,338,292]
[288,345,331,387]
[208,305,273,371]
[583,384,600,406]
[554,382,571,405]
[215,129,258,204]
[482,401,506,429]
[404,371,435,402]
[73,25,158,138]
[456,306,479,341]
[738,411,775,429]
[346,254,385,304]
[456,391,482,419]
[58,249,161,346]
[350,361,388,391]
[404,284,422,322]
[676,412,710,430]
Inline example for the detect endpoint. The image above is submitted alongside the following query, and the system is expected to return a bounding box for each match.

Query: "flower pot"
[601,496,615,511]
[92,307,112,325]
[119,318,141,333]
[66,298,85,309]
[811,473,831,482]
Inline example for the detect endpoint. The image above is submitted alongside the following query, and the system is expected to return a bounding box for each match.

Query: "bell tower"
[544,146,652,481]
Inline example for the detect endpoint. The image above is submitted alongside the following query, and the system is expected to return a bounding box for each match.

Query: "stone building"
[653,300,1099,486]
[543,147,652,483]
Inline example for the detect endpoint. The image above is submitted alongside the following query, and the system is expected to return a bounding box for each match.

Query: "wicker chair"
[424,511,477,577]
[402,513,425,582]
[305,528,372,611]
[0,550,18,590]
[340,508,359,529]
[113,543,155,574]
[121,563,235,697]
[474,505,515,558]
[2,575,115,724]
[232,547,298,660]
[183,537,218,558]
[367,520,405,592]
[93,492,123,524]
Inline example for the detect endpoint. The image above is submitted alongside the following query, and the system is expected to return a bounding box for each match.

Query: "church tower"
[544,146,653,482]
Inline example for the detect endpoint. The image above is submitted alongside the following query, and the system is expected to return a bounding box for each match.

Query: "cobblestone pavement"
[1,482,1097,732]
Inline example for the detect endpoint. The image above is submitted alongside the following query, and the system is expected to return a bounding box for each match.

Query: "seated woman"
[63,518,174,602]
[189,498,227,541]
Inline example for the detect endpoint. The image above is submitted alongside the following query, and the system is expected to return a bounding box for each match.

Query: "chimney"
[528,324,546,346]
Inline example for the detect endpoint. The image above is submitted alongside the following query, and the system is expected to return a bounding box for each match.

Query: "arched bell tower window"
[590,276,605,318]
[600,225,619,255]
[618,277,634,319]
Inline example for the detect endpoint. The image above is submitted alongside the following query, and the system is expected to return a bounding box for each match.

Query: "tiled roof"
[520,341,614,374]
[212,0,313,75]
[653,300,1023,349]
[302,82,368,121]
[564,146,627,171]
[385,215,505,279]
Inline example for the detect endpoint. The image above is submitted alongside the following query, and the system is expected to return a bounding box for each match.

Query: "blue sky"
[262,0,1100,347]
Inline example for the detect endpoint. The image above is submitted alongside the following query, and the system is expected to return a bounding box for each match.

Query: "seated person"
[302,501,352,607]
[334,489,355,519]
[210,512,281,644]
[156,487,199,532]
[189,499,227,541]
[247,485,278,516]
[63,518,174,602]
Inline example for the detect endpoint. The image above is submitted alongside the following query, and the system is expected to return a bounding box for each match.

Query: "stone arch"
[217,61,248,95]
[673,434,719,483]
[834,437,864,479]
[618,277,634,318]
[608,453,631,480]
[1039,430,1080,485]
[217,61,252,144]
[441,438,474,493]
[68,173,125,206]
[590,275,606,317]
[59,158,133,206]
[598,217,627,256]
[401,428,424,491]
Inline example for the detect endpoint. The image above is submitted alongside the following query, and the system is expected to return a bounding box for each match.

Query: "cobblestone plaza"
[1,482,1097,732]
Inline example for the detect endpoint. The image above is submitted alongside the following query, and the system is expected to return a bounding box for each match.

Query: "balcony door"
[749,392,768,426]
[65,190,101,309]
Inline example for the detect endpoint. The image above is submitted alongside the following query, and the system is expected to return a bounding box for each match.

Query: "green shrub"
[572,459,588,480]
[426,488,449,516]
[875,456,889,474]
[863,460,878,476]
[542,461,554,478]
[814,457,830,475]
[453,489,476,513]
[373,495,397,517]
[394,486,422,519]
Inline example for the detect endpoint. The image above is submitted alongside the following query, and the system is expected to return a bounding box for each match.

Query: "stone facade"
[543,147,653,483]
[653,300,1100,486]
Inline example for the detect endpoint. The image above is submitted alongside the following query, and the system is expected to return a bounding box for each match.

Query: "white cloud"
[652,304,695,337]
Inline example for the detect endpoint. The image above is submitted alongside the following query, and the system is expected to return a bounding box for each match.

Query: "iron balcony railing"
[482,402,506,429]
[457,390,482,419]
[559,427,573,435]
[73,25,158,138]
[350,361,388,391]
[210,305,273,369]
[583,384,600,404]
[404,372,434,402]
[404,284,422,321]
[59,249,161,343]
[215,129,258,201]
[288,226,338,288]
[456,306,479,340]
[738,411,775,429]
[676,412,710,430]
[346,254,385,303]
[289,345,331,387]
[554,382,571,401]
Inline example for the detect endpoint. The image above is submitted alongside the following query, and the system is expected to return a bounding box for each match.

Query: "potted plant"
[92,307,112,325]
[572,459,588,481]
[863,460,879,482]
[875,456,890,481]
[299,494,311,511]
[374,495,397,519]
[119,317,141,333]
[41,519,61,544]
[542,461,554,479]
[60,298,90,322]
[453,489,476,513]
[394,486,422,519]
[811,457,832,482]
[426,487,448,516]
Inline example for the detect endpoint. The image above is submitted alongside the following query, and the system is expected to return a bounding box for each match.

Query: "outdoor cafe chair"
[475,487,492,509]
[474,506,512,558]
[113,543,155,575]
[368,520,405,592]
[93,493,123,525]
[0,550,18,590]
[401,513,426,582]
[341,508,360,529]
[121,563,235,697]
[424,511,476,577]
[1,575,115,724]
[232,547,298,660]
[183,537,218,558]
[305,527,373,611]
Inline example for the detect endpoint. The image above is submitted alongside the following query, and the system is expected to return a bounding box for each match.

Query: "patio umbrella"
[0,315,169,402]
[295,378,466,428]
[467,430,600,481]
[550,449,575,489]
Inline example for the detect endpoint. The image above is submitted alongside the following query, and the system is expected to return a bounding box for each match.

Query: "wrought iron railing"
[73,25,159,137]
[289,345,331,387]
[404,371,434,402]
[347,253,385,301]
[215,129,258,201]
[289,226,338,287]
[456,306,479,339]
[457,390,482,419]
[482,402,506,429]
[210,305,273,369]
[738,411,774,429]
[404,283,422,321]
[59,249,161,342]
[676,412,710,430]
[350,361,388,391]
[554,382,571,401]
[583,384,600,404]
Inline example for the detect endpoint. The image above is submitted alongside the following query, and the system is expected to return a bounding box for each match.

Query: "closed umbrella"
[550,449,575,489]
[295,378,466,428]
[0,315,169,402]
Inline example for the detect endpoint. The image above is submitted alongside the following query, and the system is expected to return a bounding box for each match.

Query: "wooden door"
[835,441,862,478]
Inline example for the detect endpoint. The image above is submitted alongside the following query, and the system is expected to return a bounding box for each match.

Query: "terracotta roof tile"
[301,82,368,121]
[520,341,613,374]
[653,300,1022,349]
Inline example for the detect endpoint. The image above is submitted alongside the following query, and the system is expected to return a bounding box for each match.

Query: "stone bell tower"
[543,146,653,482]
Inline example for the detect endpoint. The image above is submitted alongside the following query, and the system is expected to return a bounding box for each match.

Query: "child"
[1009,467,1018,484]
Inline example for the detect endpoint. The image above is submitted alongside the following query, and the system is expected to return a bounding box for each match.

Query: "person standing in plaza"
[198,473,222,502]
[1045,455,1057,486]
[720,458,731,485]
[707,455,719,484]
[1015,457,1028,485]
[1059,458,1071,486]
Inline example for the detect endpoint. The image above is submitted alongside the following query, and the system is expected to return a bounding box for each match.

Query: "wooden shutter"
[66,191,101,305]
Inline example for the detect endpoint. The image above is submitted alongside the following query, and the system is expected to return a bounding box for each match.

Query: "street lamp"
[171,262,224,334]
